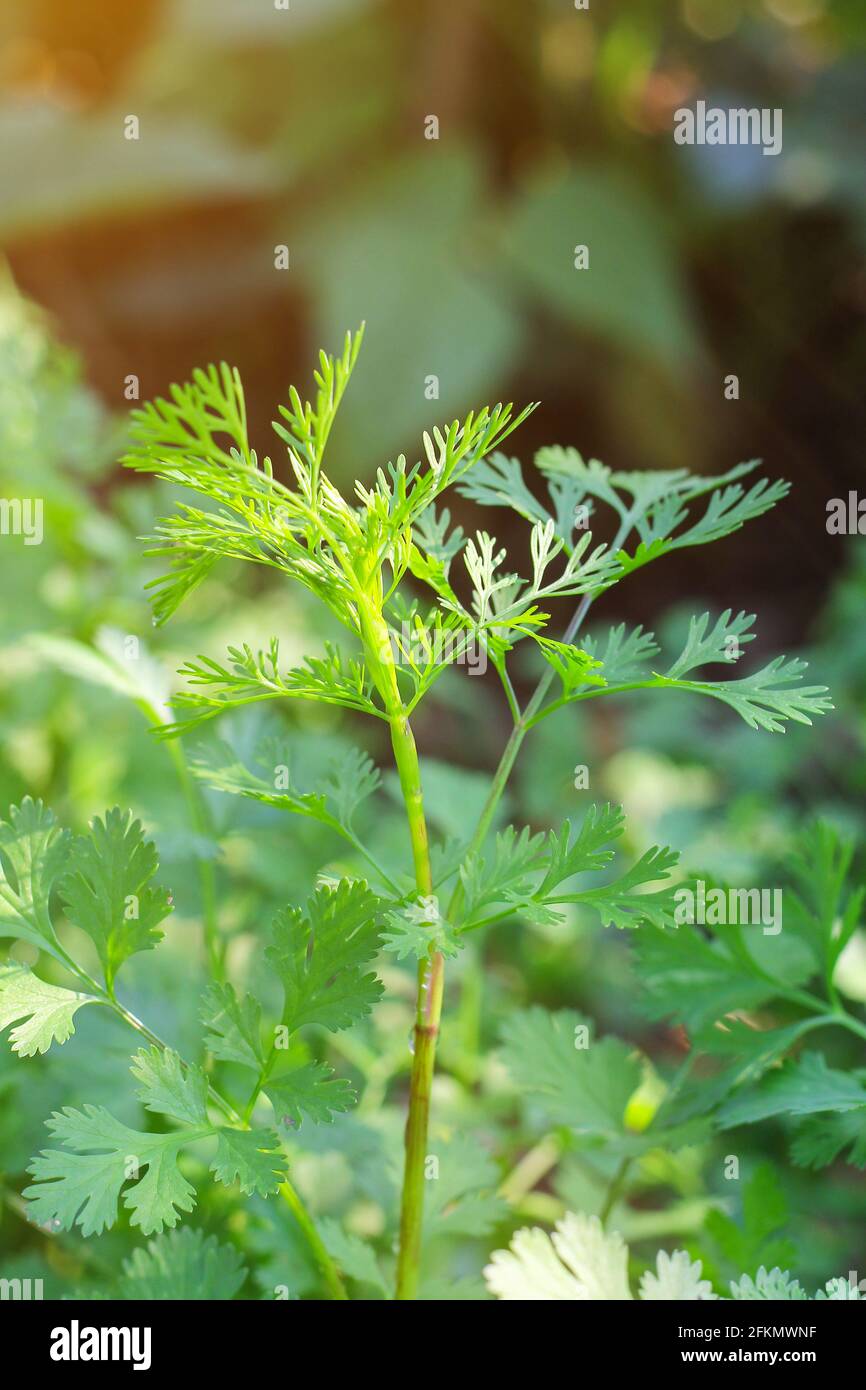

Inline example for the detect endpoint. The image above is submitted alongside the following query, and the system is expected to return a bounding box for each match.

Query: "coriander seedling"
[0,328,832,1300]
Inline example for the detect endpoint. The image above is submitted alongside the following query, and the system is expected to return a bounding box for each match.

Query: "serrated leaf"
[382,897,462,960]
[458,808,676,933]
[265,880,384,1033]
[130,1047,210,1127]
[523,807,678,930]
[145,548,219,628]
[552,646,832,736]
[170,640,382,735]
[190,739,340,828]
[535,805,625,896]
[536,449,631,520]
[60,808,172,988]
[535,453,782,548]
[274,325,365,488]
[633,923,779,1034]
[718,1052,866,1130]
[535,638,606,697]
[201,982,264,1072]
[0,965,99,1057]
[665,476,791,552]
[124,1144,198,1236]
[790,1111,866,1170]
[405,541,460,607]
[190,738,381,847]
[355,402,537,535]
[265,1062,356,1130]
[700,1017,818,1079]
[322,747,382,831]
[210,1127,285,1197]
[410,505,466,575]
[557,843,681,930]
[459,824,547,924]
[730,1267,807,1301]
[118,1228,247,1301]
[582,622,659,685]
[500,1007,641,1138]
[613,475,791,573]
[24,1105,206,1237]
[448,524,618,638]
[644,656,833,735]
[457,452,555,529]
[0,798,70,956]
[126,341,374,633]
[786,823,863,979]
[665,610,757,679]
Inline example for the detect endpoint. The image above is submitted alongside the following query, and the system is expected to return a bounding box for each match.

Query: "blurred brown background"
[1,0,864,646]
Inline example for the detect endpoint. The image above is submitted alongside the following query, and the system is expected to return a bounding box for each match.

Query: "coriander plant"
[0,327,837,1300]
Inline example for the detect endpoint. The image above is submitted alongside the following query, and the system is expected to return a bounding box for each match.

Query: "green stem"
[279,1177,348,1300]
[242,1041,277,1124]
[599,1157,631,1227]
[357,599,440,1301]
[368,518,633,1298]
[827,1007,866,1045]
[449,517,634,923]
[389,711,434,896]
[493,656,522,725]
[499,1134,563,1205]
[390,706,440,1301]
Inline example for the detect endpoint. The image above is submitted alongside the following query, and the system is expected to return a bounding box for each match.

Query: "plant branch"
[361,601,439,1301]
[58,956,347,1299]
[448,515,636,919]
[599,1156,631,1227]
[499,1134,564,1204]
[279,1177,349,1301]
[389,702,440,1301]
[389,521,635,1295]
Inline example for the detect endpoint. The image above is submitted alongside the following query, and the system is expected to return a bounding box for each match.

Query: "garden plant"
[6,327,866,1303]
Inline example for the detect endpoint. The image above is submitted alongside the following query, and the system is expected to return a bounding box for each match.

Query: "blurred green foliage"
[0,0,864,1300]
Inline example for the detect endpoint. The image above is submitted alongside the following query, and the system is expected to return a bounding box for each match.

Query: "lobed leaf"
[0,965,99,1057]
[130,1047,210,1128]
[60,808,172,989]
[0,798,70,957]
[265,1063,357,1131]
[717,1052,866,1129]
[500,1007,641,1139]
[210,1128,286,1198]
[265,880,384,1034]
[118,1228,247,1301]
[201,982,265,1072]
[24,1105,203,1237]
[165,639,382,736]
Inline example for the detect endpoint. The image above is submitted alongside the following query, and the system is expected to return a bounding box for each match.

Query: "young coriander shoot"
[0,327,833,1301]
